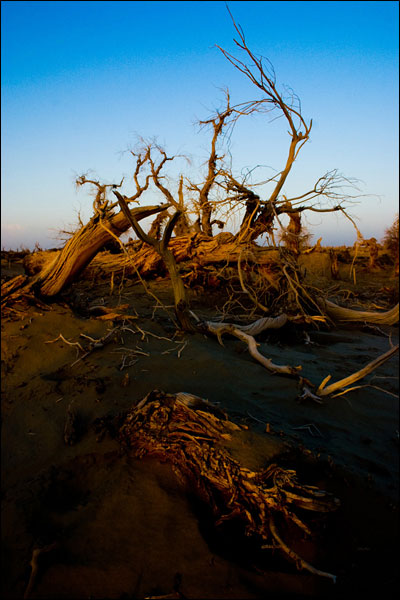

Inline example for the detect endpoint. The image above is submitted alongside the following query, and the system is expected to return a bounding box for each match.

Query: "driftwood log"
[117,390,339,582]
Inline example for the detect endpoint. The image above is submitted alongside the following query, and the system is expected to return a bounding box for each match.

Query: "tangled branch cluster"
[118,390,339,582]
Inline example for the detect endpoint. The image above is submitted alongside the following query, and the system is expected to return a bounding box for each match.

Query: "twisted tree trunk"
[33,204,169,297]
[17,204,169,298]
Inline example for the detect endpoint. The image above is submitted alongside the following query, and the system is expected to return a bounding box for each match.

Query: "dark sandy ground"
[1,257,398,599]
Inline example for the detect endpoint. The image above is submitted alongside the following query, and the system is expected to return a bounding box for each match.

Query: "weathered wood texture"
[24,233,332,282]
[23,204,168,297]
[118,390,339,582]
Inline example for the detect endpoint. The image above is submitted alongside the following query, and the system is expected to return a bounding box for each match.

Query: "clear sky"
[1,0,398,249]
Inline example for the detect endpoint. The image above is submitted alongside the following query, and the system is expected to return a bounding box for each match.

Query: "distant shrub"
[382,214,399,273]
[382,214,399,254]
[278,228,313,253]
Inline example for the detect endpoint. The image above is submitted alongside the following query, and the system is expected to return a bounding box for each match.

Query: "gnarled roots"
[118,390,339,582]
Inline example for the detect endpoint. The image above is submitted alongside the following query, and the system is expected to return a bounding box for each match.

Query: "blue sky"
[1,0,398,249]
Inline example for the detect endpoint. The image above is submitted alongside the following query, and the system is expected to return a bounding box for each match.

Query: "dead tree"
[114,190,196,332]
[6,13,381,323]
[1,202,169,309]
[34,149,178,298]
[34,202,168,297]
[212,12,363,247]
[147,147,192,236]
[4,152,172,301]
[188,92,233,236]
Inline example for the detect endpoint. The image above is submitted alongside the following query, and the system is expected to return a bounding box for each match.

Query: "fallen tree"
[35,202,170,297]
[2,11,398,386]
[1,203,168,312]
[23,233,332,281]
[7,12,374,313]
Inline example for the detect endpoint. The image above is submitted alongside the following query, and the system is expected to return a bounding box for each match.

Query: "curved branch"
[161,211,182,252]
[114,191,195,332]
[268,518,336,583]
[204,318,301,376]
[113,190,156,247]
[317,344,399,397]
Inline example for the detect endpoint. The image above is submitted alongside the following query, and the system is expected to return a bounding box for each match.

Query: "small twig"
[113,346,150,357]
[69,327,122,366]
[292,423,323,437]
[24,542,58,598]
[79,333,99,343]
[120,356,139,370]
[70,351,90,367]
[45,333,85,356]
[121,325,139,336]
[369,375,398,380]
[138,328,179,343]
[362,323,390,337]
[342,384,398,400]
[298,386,324,404]
[246,411,265,424]
[177,341,187,358]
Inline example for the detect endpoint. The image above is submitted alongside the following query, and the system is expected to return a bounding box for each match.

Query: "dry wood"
[316,344,399,397]
[114,191,196,332]
[117,390,338,582]
[267,519,336,583]
[23,542,58,599]
[235,314,288,336]
[204,316,302,376]
[45,326,122,367]
[1,274,28,297]
[27,203,169,297]
[23,236,331,303]
[321,299,399,325]
[237,249,269,312]
[45,333,85,356]
[88,303,138,321]
[22,236,278,278]
[1,274,51,318]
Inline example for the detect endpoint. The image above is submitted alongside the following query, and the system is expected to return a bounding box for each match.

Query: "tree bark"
[25,234,333,282]
[33,204,169,297]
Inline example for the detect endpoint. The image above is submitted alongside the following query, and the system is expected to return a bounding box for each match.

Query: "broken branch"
[316,344,399,397]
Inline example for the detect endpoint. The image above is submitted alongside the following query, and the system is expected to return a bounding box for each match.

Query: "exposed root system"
[118,390,340,582]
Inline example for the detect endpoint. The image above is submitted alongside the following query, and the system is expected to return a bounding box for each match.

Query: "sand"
[1,257,398,599]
